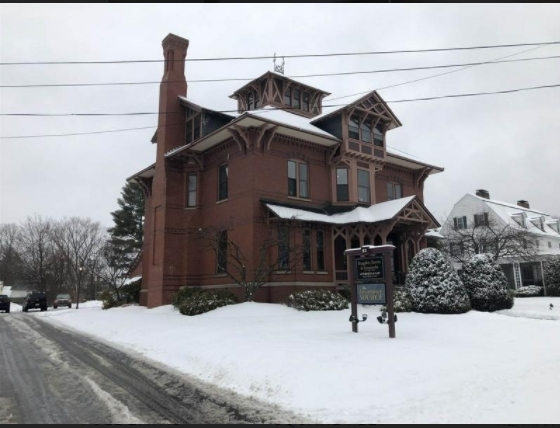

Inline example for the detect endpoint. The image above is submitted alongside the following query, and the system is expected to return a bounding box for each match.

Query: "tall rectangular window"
[217,230,227,273]
[357,170,371,203]
[293,89,301,109]
[288,161,297,196]
[284,87,292,106]
[278,225,290,270]
[453,216,468,230]
[302,92,309,112]
[349,116,360,140]
[218,164,228,201]
[387,182,402,201]
[336,168,349,202]
[299,163,309,198]
[186,173,197,207]
[303,229,311,271]
[287,160,309,198]
[374,121,384,147]
[246,92,254,110]
[361,120,372,143]
[316,230,325,271]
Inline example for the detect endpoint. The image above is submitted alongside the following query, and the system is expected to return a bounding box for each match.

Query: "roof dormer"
[546,219,560,234]
[229,71,330,118]
[511,212,527,228]
[529,216,546,232]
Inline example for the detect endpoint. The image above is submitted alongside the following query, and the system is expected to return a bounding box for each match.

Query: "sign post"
[345,245,396,338]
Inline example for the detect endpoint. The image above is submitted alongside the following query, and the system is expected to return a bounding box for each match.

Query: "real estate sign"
[355,257,387,305]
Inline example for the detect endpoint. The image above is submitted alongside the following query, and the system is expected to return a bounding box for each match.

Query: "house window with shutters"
[454,216,468,230]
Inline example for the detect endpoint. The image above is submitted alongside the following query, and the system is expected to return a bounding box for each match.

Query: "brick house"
[128,34,444,308]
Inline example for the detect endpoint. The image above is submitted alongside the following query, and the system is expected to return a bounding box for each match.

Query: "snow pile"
[406,248,471,314]
[461,253,514,312]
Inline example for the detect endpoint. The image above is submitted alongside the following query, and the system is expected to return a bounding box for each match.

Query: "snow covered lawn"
[31,298,560,424]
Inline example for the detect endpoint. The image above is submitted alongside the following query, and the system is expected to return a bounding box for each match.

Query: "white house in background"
[440,189,560,289]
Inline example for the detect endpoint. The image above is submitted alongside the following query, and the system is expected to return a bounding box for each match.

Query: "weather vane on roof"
[273,52,285,75]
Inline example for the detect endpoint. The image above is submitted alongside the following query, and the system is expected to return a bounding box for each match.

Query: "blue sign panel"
[357,283,386,305]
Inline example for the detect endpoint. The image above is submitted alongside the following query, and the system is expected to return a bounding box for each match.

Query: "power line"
[2,55,559,88]
[1,41,559,66]
[1,83,558,137]
[327,42,558,101]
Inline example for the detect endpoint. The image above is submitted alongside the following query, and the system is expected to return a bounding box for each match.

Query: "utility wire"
[1,83,558,137]
[1,41,559,66]
[2,55,559,88]
[327,42,558,101]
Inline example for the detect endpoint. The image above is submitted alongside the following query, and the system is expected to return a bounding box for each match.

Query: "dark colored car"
[53,293,72,309]
[0,295,10,313]
[22,291,48,312]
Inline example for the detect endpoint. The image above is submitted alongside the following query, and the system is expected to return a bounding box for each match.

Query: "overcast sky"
[1,4,559,229]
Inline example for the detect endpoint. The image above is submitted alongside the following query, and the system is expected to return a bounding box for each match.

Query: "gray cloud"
[1,4,559,227]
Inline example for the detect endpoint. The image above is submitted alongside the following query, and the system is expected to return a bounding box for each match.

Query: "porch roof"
[265,196,413,225]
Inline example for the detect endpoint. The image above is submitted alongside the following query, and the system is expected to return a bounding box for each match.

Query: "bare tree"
[18,216,55,293]
[51,217,106,308]
[198,223,304,302]
[0,223,23,287]
[443,213,539,265]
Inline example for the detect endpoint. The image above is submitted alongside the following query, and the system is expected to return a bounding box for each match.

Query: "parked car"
[22,291,48,312]
[0,295,10,313]
[53,293,72,309]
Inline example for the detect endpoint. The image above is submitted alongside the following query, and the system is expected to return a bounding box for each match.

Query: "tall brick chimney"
[475,189,490,199]
[517,200,530,209]
[155,33,189,157]
[146,33,190,308]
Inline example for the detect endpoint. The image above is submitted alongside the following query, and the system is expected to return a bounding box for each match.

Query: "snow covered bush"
[514,285,543,297]
[172,287,237,316]
[544,256,560,296]
[286,290,349,311]
[460,254,514,311]
[405,247,471,314]
[380,287,413,313]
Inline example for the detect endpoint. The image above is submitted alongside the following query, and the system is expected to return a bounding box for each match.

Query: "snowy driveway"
[0,313,309,424]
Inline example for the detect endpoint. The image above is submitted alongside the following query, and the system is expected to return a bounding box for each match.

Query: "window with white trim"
[453,216,468,230]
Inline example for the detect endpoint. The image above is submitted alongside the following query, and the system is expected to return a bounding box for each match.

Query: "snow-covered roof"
[178,95,239,118]
[247,107,337,139]
[473,194,560,238]
[425,228,444,239]
[265,196,415,225]
[123,276,141,285]
[229,70,331,98]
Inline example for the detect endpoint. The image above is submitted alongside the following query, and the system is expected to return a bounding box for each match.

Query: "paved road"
[0,313,309,424]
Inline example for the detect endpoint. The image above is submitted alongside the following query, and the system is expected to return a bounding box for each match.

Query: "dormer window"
[374,122,384,147]
[547,220,560,234]
[360,121,372,143]
[245,91,259,111]
[293,89,301,109]
[302,92,309,112]
[349,116,360,140]
[284,87,292,106]
[512,213,526,228]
